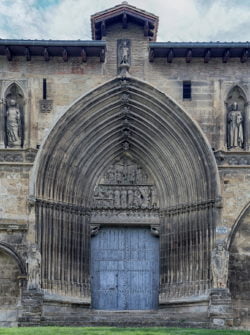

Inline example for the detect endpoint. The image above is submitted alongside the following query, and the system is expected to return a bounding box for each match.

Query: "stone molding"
[0,222,28,232]
[0,148,37,163]
[160,198,219,216]
[215,150,250,166]
[35,198,90,216]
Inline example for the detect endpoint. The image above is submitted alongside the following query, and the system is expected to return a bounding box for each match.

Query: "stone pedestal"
[208,288,233,327]
[18,289,43,326]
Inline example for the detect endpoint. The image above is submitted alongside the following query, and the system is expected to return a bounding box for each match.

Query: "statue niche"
[226,86,246,150]
[211,242,229,289]
[4,84,25,148]
[93,157,159,210]
[117,39,131,76]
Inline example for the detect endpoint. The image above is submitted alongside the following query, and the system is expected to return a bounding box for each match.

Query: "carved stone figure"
[121,189,127,208]
[3,84,25,148]
[26,246,41,290]
[127,189,134,207]
[227,102,244,149]
[114,189,121,208]
[6,99,22,147]
[119,40,130,65]
[211,243,229,288]
[117,39,131,76]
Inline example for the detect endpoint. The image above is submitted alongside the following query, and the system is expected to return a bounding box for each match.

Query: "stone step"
[39,320,210,328]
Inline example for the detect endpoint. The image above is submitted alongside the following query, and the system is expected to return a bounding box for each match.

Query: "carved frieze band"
[0,149,37,163]
[215,151,250,166]
[35,198,90,215]
[93,157,159,210]
[160,198,219,216]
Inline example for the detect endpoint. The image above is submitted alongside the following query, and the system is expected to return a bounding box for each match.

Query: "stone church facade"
[0,2,249,328]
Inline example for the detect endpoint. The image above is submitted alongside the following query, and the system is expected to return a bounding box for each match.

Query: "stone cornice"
[35,198,90,216]
[214,150,250,167]
[0,148,37,163]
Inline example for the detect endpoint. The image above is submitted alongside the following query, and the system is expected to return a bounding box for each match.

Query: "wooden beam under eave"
[122,13,128,29]
[5,47,12,61]
[25,47,31,61]
[100,48,105,63]
[62,48,68,62]
[241,49,249,63]
[81,48,87,62]
[167,49,174,63]
[149,49,154,62]
[101,21,106,37]
[222,49,230,63]
[204,49,211,63]
[186,49,192,63]
[44,48,50,61]
[144,21,149,37]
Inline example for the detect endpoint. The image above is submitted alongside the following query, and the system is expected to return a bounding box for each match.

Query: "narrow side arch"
[0,242,27,275]
[227,201,250,250]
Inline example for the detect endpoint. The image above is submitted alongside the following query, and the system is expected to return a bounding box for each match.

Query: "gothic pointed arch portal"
[32,77,220,306]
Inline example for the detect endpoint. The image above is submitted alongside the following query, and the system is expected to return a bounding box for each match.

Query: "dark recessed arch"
[228,202,250,327]
[0,242,26,275]
[31,76,220,302]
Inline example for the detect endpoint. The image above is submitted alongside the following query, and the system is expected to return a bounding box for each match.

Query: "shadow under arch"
[227,201,250,327]
[0,242,26,275]
[227,201,250,250]
[31,76,221,303]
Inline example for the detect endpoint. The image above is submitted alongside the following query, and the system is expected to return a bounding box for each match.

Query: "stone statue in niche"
[6,99,22,147]
[4,84,25,148]
[117,39,131,76]
[118,40,130,65]
[227,102,244,149]
[26,245,41,290]
[211,242,229,288]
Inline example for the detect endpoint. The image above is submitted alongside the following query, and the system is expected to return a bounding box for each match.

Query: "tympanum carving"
[93,157,158,209]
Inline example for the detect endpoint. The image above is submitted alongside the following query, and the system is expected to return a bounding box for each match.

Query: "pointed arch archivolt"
[31,77,220,301]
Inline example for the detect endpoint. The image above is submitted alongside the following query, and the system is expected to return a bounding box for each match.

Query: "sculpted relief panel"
[93,157,159,210]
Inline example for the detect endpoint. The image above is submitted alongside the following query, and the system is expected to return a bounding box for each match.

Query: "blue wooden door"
[91,227,159,310]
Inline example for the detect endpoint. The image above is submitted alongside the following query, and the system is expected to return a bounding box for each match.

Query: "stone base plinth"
[209,288,233,327]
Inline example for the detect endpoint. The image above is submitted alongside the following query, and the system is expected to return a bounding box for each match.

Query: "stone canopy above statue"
[91,2,159,40]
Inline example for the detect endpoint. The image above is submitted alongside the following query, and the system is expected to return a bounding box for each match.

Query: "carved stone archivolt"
[34,77,220,301]
[93,157,159,210]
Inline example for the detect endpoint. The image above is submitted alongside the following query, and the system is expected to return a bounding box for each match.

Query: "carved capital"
[90,224,100,236]
[27,195,36,208]
[150,224,160,237]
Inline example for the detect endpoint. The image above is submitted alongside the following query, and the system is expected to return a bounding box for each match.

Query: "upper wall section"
[91,2,158,41]
[32,77,220,209]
